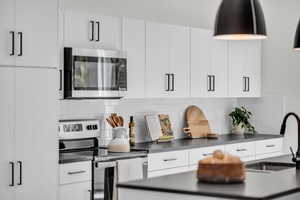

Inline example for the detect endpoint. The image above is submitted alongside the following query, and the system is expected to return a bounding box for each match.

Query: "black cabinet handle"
[96,21,100,42]
[171,74,175,91]
[243,77,247,92]
[207,75,215,92]
[165,74,170,91]
[59,69,62,91]
[207,75,211,91]
[9,162,14,187]
[17,161,22,185]
[10,31,15,56]
[17,32,23,56]
[89,21,94,41]
[247,77,250,92]
[212,75,215,92]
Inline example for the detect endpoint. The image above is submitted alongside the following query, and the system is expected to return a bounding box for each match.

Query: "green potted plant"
[229,106,256,134]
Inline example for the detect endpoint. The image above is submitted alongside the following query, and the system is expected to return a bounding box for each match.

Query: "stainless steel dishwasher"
[93,155,148,200]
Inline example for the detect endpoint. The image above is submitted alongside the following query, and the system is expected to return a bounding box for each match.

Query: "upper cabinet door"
[64,10,121,50]
[190,28,211,97]
[15,68,58,200]
[122,18,146,98]
[15,0,58,68]
[168,25,190,98]
[0,0,16,66]
[211,39,228,97]
[145,22,170,98]
[64,10,96,49]
[245,40,262,97]
[228,41,246,97]
[228,40,261,97]
[191,28,228,98]
[97,15,121,50]
[0,67,15,200]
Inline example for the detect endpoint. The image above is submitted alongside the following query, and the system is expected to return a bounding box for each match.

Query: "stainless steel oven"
[64,47,127,99]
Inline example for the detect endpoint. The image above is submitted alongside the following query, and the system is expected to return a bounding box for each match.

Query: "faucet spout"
[280,112,300,169]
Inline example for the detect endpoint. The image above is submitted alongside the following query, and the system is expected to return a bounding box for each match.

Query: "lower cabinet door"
[0,67,16,200]
[60,182,92,200]
[15,68,58,200]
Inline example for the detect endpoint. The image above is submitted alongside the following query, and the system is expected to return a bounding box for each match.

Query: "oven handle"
[143,161,148,179]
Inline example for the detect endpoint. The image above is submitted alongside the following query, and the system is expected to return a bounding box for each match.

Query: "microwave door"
[73,56,99,91]
[102,58,117,91]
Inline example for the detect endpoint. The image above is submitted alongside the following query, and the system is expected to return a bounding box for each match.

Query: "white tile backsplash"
[60,98,237,143]
[237,96,286,134]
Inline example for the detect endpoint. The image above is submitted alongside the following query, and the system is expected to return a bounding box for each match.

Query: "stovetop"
[59,148,147,164]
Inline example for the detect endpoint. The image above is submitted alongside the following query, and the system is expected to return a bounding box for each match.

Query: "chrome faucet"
[280,112,300,169]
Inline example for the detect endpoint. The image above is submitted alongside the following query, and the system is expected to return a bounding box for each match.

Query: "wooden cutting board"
[183,105,217,139]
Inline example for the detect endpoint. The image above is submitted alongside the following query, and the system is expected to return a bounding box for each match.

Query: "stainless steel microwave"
[64,47,127,99]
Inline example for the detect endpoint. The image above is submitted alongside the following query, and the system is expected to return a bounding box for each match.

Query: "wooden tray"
[183,105,218,139]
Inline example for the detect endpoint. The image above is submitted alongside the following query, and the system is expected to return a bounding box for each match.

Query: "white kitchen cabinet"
[255,138,283,160]
[168,24,190,98]
[148,166,190,178]
[59,161,92,200]
[189,145,225,170]
[0,0,58,68]
[15,68,58,200]
[64,10,121,50]
[0,67,58,200]
[224,142,256,162]
[0,67,15,200]
[145,22,169,98]
[148,150,189,171]
[0,0,16,66]
[145,22,190,98]
[60,182,91,200]
[190,28,228,98]
[228,40,261,97]
[122,18,146,98]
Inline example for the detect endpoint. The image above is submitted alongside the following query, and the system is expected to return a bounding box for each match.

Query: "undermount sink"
[246,162,295,172]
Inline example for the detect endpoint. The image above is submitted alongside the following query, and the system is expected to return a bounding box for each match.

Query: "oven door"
[93,161,117,200]
[71,49,127,98]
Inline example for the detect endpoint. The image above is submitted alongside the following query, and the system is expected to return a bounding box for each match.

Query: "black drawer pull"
[67,170,86,175]
[236,149,247,152]
[163,158,177,162]
[265,145,275,148]
[202,153,213,156]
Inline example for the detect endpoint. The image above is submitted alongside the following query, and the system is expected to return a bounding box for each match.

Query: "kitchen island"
[118,155,300,200]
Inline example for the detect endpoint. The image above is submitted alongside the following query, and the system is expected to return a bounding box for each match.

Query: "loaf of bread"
[197,150,245,183]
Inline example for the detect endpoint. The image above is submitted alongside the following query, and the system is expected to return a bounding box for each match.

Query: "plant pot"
[232,123,245,134]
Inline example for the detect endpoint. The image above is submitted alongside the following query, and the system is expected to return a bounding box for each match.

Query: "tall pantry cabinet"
[0,0,59,199]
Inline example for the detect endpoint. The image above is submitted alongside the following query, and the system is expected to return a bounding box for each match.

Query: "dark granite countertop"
[131,134,283,153]
[118,155,300,200]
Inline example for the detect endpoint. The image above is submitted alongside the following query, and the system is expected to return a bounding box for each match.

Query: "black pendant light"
[214,0,267,40]
[294,20,300,51]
